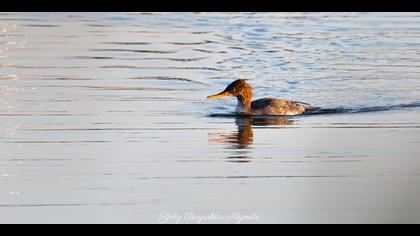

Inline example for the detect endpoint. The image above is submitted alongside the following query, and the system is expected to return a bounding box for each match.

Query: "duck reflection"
[208,116,293,162]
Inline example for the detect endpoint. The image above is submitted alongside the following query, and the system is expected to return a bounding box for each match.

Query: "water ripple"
[90,48,176,54]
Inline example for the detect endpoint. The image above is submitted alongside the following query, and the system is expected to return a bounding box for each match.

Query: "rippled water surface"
[1,12,420,223]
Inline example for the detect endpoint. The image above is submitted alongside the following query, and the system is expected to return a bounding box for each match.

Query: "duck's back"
[251,98,310,115]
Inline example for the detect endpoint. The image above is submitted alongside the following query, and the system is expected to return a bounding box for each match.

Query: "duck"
[207,79,310,115]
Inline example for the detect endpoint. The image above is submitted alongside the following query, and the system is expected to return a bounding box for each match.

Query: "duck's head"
[207,79,253,102]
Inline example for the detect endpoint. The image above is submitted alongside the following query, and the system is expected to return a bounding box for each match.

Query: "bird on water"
[207,79,311,116]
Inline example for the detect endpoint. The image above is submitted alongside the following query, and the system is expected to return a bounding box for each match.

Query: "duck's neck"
[236,95,252,114]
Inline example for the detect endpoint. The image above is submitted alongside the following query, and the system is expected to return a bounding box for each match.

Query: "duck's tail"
[296,101,312,109]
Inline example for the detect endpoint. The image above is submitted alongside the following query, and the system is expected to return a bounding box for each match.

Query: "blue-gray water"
[1,12,420,223]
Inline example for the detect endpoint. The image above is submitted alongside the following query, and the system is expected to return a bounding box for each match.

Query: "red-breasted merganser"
[207,79,310,115]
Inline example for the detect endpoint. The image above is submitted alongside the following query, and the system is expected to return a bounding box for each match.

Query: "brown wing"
[251,98,309,115]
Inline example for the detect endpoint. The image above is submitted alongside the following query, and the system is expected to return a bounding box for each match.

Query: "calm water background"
[1,12,420,223]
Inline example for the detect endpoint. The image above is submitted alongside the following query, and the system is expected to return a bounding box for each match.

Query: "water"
[1,12,420,224]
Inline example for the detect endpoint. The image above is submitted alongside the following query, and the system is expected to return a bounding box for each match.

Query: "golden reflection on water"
[208,116,293,150]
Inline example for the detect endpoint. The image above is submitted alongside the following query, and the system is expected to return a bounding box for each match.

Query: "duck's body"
[249,98,309,115]
[208,79,310,116]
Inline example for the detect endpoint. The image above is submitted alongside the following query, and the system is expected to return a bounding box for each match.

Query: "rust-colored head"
[207,79,253,102]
